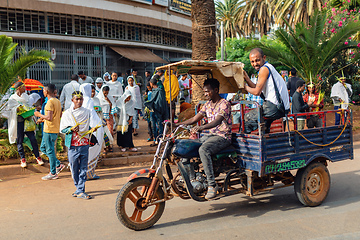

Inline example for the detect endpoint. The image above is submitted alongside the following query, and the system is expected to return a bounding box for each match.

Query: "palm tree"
[252,11,360,84]
[237,0,273,37]
[215,0,242,38]
[191,0,217,104]
[273,0,324,27]
[0,35,54,110]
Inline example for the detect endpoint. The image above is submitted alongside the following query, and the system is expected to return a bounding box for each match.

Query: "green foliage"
[0,35,54,98]
[217,36,290,75]
[249,10,360,87]
[215,0,242,38]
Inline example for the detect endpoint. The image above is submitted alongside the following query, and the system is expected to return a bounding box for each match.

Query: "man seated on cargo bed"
[243,48,290,134]
[174,78,232,200]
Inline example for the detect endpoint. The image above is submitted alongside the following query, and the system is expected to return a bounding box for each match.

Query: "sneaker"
[205,185,219,200]
[41,173,58,180]
[36,157,45,166]
[20,158,27,168]
[56,163,66,174]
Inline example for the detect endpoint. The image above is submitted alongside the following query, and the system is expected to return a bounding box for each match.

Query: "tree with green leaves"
[273,0,324,27]
[251,11,360,85]
[236,0,273,37]
[0,35,54,99]
[215,0,242,38]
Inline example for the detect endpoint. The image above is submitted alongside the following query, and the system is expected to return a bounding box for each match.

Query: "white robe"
[7,93,30,144]
[330,82,352,109]
[125,84,142,110]
[115,90,136,134]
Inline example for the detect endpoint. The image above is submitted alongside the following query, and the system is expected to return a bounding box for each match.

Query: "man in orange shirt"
[35,84,65,180]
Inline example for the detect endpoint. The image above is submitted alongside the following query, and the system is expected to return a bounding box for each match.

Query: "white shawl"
[97,85,115,115]
[125,83,142,110]
[7,93,30,144]
[116,90,136,134]
[60,106,91,138]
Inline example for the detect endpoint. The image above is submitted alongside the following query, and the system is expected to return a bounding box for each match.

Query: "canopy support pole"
[168,65,172,132]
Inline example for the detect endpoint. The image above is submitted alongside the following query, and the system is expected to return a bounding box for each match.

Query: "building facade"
[0,0,192,88]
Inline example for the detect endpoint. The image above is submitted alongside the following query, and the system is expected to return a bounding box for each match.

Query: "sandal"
[129,148,137,152]
[133,132,138,136]
[77,193,92,200]
[121,148,127,152]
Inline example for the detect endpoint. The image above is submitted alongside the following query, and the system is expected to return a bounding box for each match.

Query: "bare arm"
[176,112,204,126]
[191,115,224,134]
[244,67,269,96]
[34,110,53,121]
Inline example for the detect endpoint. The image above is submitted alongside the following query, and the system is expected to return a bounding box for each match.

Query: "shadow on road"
[153,168,360,230]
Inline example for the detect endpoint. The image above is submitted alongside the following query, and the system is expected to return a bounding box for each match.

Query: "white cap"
[95,77,103,83]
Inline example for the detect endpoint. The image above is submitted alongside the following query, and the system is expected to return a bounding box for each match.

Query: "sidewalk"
[0,119,156,179]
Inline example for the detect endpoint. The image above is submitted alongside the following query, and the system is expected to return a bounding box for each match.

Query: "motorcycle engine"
[191,172,207,194]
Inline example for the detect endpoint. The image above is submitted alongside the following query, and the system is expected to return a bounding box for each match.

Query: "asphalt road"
[1,142,360,240]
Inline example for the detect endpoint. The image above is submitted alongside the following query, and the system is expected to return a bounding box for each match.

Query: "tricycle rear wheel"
[115,177,165,230]
[294,162,330,207]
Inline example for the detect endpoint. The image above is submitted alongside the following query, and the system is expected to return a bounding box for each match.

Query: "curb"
[0,154,155,179]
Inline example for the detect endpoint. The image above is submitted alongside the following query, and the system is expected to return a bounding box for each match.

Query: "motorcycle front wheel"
[115,177,165,230]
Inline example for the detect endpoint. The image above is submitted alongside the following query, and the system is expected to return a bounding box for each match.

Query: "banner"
[169,0,191,16]
[153,0,168,7]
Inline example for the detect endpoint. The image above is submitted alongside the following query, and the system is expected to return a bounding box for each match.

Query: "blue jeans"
[68,145,89,194]
[16,121,40,159]
[40,132,60,175]
[198,135,231,187]
[151,112,164,141]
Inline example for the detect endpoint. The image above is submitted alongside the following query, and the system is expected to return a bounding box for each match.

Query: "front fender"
[127,168,156,181]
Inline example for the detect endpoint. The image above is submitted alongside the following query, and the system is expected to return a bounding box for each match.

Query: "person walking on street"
[115,90,137,152]
[60,74,80,110]
[34,84,65,180]
[145,77,169,146]
[60,91,98,200]
[7,81,43,168]
[330,76,352,125]
[125,76,142,136]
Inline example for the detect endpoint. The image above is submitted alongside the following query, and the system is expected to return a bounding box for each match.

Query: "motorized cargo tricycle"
[115,60,353,230]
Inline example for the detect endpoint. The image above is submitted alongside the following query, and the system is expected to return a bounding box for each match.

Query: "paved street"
[1,141,360,240]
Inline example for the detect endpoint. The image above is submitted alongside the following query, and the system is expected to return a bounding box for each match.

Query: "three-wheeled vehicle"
[115,60,354,230]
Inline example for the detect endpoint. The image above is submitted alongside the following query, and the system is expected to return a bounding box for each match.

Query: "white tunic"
[330,81,352,109]
[262,62,290,110]
[60,80,80,110]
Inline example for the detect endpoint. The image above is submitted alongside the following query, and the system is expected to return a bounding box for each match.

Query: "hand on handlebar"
[190,126,203,134]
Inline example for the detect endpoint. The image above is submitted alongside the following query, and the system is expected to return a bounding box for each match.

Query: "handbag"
[24,118,36,132]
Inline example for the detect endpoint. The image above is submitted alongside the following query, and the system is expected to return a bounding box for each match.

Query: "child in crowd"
[97,86,114,152]
[116,90,137,152]
[125,76,142,136]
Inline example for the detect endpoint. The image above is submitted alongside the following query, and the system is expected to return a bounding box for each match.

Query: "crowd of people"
[3,69,193,199]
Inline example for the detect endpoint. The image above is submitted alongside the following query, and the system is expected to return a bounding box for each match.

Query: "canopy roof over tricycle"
[156,60,245,94]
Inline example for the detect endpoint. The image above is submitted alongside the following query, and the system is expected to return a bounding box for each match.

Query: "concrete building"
[0,0,192,88]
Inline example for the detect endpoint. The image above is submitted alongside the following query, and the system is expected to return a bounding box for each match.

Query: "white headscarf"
[28,93,41,106]
[97,85,114,114]
[103,72,111,83]
[79,83,94,110]
[125,76,142,110]
[95,78,103,96]
[116,90,135,134]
